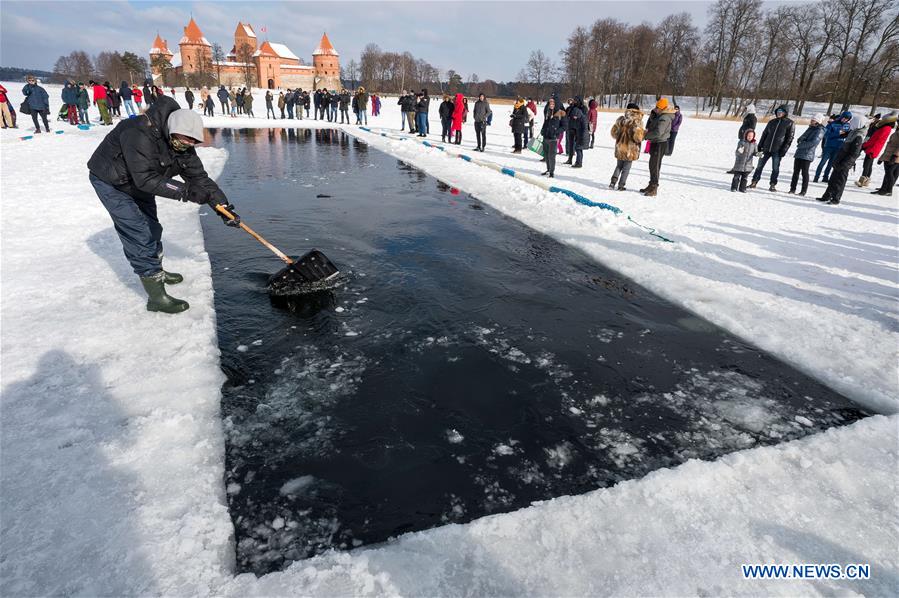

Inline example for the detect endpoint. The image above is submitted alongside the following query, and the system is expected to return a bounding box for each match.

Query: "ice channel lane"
[199,127,867,575]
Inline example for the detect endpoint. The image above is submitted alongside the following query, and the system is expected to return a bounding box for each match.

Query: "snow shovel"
[212,204,341,296]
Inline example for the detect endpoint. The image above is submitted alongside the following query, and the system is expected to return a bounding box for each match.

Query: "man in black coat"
[749,104,795,191]
[87,96,238,314]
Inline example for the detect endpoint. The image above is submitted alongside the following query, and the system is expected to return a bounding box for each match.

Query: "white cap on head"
[167,109,204,142]
[812,113,826,125]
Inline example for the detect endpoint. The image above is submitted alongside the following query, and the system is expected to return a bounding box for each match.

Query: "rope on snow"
[359,126,673,243]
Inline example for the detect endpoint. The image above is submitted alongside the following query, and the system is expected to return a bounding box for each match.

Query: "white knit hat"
[167,109,204,142]
[811,113,826,125]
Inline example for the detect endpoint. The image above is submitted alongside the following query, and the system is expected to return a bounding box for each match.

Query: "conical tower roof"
[312,32,338,57]
[180,17,211,46]
[150,33,171,55]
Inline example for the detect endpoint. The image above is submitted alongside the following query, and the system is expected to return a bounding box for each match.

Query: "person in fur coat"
[609,102,645,191]
[730,129,757,192]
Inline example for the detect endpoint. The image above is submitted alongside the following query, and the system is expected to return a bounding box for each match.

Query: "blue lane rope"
[359,127,673,243]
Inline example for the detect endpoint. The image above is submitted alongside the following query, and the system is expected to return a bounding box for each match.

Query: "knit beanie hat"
[656,98,668,110]
[811,113,826,125]
[626,102,640,110]
[167,109,205,143]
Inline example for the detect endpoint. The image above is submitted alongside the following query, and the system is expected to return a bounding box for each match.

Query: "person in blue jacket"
[22,74,50,133]
[815,111,851,182]
[61,81,79,125]
[789,113,826,196]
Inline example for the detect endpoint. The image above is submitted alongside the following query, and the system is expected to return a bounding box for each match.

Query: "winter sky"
[2,0,816,81]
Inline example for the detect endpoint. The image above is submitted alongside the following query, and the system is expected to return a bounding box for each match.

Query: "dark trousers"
[441,117,452,140]
[822,165,851,203]
[752,152,782,185]
[878,162,899,193]
[513,130,523,151]
[30,109,49,132]
[565,129,576,160]
[731,172,749,191]
[790,158,811,194]
[205,104,215,116]
[543,139,557,175]
[220,100,228,115]
[862,155,875,178]
[665,131,678,156]
[523,123,530,148]
[341,108,350,123]
[187,101,194,110]
[611,160,632,188]
[648,140,668,186]
[475,122,487,149]
[90,173,163,277]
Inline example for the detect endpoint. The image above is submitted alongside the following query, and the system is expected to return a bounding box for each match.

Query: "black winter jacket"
[415,96,430,114]
[739,113,757,139]
[832,134,864,171]
[439,100,454,119]
[541,116,562,140]
[758,116,795,156]
[87,96,224,203]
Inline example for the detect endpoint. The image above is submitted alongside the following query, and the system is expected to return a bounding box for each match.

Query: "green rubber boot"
[140,272,189,314]
[162,270,183,284]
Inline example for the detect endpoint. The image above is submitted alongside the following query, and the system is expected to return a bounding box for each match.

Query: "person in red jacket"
[90,80,112,125]
[131,85,143,111]
[587,98,598,148]
[857,112,897,187]
[449,93,465,144]
[0,84,13,128]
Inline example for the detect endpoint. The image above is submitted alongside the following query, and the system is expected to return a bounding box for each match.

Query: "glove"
[183,181,210,204]
[210,196,240,227]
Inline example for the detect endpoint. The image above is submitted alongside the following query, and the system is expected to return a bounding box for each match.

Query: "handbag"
[19,100,31,115]
[528,133,545,156]
[643,140,651,154]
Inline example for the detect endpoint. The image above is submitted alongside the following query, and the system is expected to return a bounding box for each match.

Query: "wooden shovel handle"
[213,204,294,265]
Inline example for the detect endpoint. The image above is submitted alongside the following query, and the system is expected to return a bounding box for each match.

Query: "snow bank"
[1,81,896,596]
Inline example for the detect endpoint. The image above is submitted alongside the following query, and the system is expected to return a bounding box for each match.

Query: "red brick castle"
[150,18,340,90]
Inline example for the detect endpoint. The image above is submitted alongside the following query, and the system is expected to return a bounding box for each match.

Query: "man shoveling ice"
[87,96,239,314]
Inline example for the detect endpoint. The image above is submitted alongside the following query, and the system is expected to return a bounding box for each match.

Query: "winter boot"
[642,185,658,197]
[815,195,830,203]
[769,185,776,192]
[748,180,758,189]
[140,272,189,314]
[609,181,617,189]
[455,131,461,145]
[856,176,869,187]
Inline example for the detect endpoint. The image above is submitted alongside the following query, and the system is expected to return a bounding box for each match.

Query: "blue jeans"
[752,152,782,186]
[123,99,136,116]
[90,173,163,277]
[357,109,368,124]
[416,112,428,135]
[815,146,838,180]
[78,107,89,123]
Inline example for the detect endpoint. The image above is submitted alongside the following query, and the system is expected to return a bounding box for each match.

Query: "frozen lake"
[201,127,867,575]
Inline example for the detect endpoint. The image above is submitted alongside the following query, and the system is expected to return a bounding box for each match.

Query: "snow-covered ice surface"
[1,82,897,596]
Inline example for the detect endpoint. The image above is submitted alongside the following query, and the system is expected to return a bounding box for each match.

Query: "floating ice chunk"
[226,482,241,494]
[236,345,248,352]
[569,407,583,416]
[352,539,363,547]
[494,443,514,456]
[794,415,813,427]
[446,429,464,444]
[251,339,263,346]
[279,475,315,496]
[271,517,285,530]
[335,307,345,313]
[591,395,610,406]
[545,443,573,469]
[345,331,359,337]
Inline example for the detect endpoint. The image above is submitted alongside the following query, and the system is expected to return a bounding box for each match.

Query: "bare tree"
[235,42,256,89]
[704,0,763,114]
[521,50,555,98]
[211,43,225,84]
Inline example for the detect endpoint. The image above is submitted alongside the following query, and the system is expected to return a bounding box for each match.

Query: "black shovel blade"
[266,249,341,296]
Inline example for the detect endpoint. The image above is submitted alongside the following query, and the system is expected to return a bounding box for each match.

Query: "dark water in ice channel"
[201,127,868,575]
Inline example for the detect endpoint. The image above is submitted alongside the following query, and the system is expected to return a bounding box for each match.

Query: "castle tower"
[149,33,173,74]
[178,17,212,74]
[234,22,257,55]
[254,41,281,89]
[312,33,340,90]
